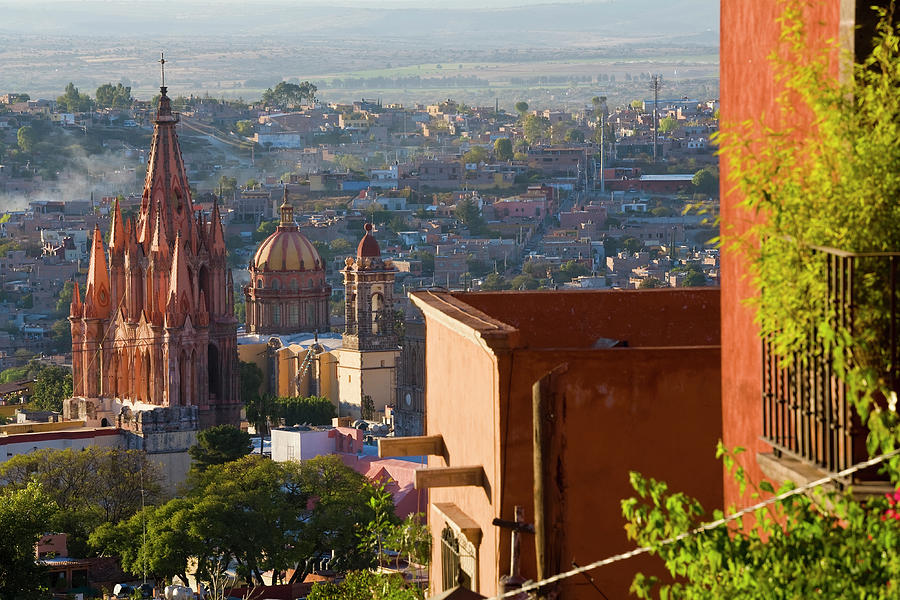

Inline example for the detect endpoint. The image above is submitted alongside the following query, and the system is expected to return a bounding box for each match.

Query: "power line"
[488,448,900,600]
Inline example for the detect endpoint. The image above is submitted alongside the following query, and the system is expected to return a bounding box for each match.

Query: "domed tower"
[245,191,331,334]
[338,224,399,419]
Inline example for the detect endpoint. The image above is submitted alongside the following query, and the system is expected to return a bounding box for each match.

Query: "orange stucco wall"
[719,0,841,509]
[424,309,504,594]
[418,288,722,598]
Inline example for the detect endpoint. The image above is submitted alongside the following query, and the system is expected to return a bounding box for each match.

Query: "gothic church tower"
[65,84,239,429]
[338,224,400,419]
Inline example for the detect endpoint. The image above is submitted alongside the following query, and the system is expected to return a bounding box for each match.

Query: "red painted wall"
[459,288,720,349]
[719,0,841,508]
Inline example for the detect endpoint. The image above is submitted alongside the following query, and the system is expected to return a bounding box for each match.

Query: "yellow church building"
[239,218,400,421]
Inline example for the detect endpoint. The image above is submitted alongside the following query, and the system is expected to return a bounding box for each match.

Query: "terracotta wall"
[458,288,720,348]
[719,0,841,508]
[495,346,722,599]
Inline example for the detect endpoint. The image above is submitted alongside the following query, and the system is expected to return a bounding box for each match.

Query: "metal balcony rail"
[762,246,900,480]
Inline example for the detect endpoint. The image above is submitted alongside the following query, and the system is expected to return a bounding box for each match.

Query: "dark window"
[441,525,471,590]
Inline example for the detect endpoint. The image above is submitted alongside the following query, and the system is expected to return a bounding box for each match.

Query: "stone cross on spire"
[159,52,166,89]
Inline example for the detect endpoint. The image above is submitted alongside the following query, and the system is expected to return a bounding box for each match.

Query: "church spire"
[136,55,192,252]
[83,226,111,319]
[168,232,191,319]
[70,280,82,318]
[209,199,226,255]
[109,196,126,254]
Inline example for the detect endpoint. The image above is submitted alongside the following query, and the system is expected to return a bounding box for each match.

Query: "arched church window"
[371,292,384,335]
[289,304,299,326]
[257,278,264,289]
[291,279,299,291]
[273,305,282,326]
[272,278,281,290]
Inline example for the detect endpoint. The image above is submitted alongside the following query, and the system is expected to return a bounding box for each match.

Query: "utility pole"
[649,74,663,163]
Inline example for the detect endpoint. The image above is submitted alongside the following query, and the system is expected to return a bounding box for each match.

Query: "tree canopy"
[1,447,163,557]
[261,81,318,108]
[30,364,72,412]
[494,137,513,161]
[0,482,58,600]
[95,83,132,109]
[57,82,92,113]
[188,424,252,472]
[92,455,381,586]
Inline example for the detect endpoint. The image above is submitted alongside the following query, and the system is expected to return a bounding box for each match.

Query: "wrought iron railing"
[762,246,900,481]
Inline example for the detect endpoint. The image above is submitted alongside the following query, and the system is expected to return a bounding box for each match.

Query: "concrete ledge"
[416,465,485,490]
[433,502,482,546]
[379,435,444,458]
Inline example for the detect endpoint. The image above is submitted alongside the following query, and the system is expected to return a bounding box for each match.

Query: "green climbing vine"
[717,0,900,463]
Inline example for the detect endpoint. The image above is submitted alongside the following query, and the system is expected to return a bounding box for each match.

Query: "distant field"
[0,33,718,108]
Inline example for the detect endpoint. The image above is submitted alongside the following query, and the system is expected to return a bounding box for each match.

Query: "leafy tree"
[623,237,643,253]
[217,175,238,197]
[453,196,484,233]
[50,318,71,354]
[514,101,529,117]
[564,128,585,143]
[0,447,163,556]
[494,137,513,161]
[16,125,35,153]
[556,260,591,283]
[0,482,58,600]
[261,81,317,108]
[55,280,75,316]
[94,455,380,586]
[510,274,539,290]
[639,277,666,289]
[631,99,644,109]
[480,273,510,291]
[523,114,548,143]
[235,120,255,137]
[308,571,423,600]
[658,116,678,134]
[253,219,278,242]
[95,83,132,109]
[408,250,435,277]
[250,395,337,429]
[244,178,259,189]
[692,168,719,196]
[239,360,263,408]
[90,499,198,586]
[386,513,432,568]
[462,146,488,166]
[682,270,707,287]
[650,206,675,217]
[30,364,72,412]
[56,82,92,112]
[188,425,252,473]
[622,446,900,599]
[603,236,620,257]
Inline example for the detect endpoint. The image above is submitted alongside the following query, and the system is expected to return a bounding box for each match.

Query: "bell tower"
[339,224,399,419]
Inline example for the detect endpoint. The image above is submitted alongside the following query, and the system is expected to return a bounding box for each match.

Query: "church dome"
[253,197,322,272]
[356,223,381,258]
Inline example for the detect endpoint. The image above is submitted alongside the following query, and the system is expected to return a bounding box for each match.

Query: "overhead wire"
[487,448,900,600]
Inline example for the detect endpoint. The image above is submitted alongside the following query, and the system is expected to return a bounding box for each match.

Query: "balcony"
[761,246,899,490]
